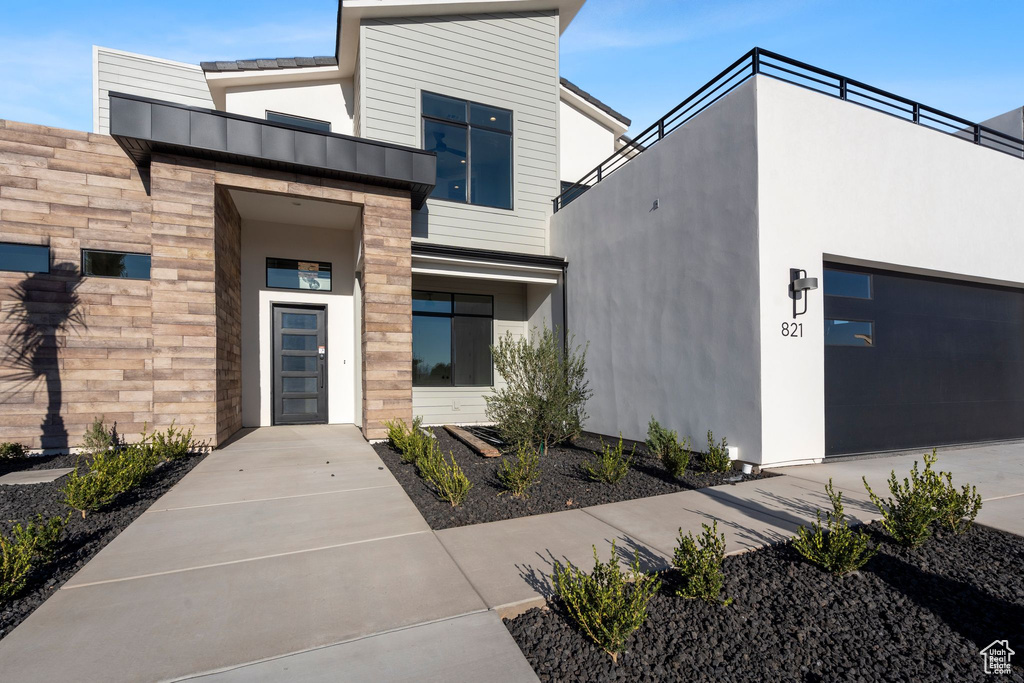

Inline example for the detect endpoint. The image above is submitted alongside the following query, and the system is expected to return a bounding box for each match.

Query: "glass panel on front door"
[273,306,327,424]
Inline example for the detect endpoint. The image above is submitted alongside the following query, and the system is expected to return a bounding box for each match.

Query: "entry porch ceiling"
[228,189,361,230]
[108,92,436,209]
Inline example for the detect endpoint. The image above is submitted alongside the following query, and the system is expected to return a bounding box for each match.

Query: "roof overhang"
[412,242,565,284]
[108,92,436,208]
[559,83,629,136]
[337,0,585,77]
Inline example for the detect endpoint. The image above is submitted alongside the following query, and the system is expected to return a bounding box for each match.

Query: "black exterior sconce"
[790,268,819,318]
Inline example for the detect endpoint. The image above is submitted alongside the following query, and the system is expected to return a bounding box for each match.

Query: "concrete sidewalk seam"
[145,483,401,513]
[174,608,493,681]
[432,530,495,611]
[61,530,430,591]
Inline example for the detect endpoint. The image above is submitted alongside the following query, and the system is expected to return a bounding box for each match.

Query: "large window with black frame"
[421,91,513,210]
[412,291,494,387]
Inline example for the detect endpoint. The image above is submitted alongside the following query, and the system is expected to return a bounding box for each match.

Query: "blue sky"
[3,0,1024,134]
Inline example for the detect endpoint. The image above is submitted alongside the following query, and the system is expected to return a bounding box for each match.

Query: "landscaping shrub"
[0,442,27,459]
[793,479,875,575]
[62,444,157,517]
[414,438,444,478]
[384,416,425,461]
[673,521,731,604]
[582,435,633,485]
[81,417,116,454]
[486,324,592,452]
[143,421,195,461]
[702,430,731,473]
[863,451,943,548]
[553,541,661,663]
[934,469,982,534]
[418,446,473,507]
[497,445,542,498]
[646,418,691,479]
[0,514,66,602]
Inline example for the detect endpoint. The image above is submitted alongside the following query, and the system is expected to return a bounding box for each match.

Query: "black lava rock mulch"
[0,452,207,641]
[373,429,774,530]
[505,524,1024,682]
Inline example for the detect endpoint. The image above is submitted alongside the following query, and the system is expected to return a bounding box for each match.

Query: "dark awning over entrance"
[108,92,436,209]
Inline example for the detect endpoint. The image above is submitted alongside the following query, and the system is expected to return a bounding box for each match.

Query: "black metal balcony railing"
[553,47,1024,212]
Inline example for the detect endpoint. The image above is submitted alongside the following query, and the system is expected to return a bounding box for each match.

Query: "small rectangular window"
[825,319,874,347]
[266,257,332,291]
[266,111,331,133]
[824,269,871,299]
[82,249,150,279]
[0,242,49,274]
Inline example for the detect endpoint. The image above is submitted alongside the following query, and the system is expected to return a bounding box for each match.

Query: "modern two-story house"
[2,1,1023,468]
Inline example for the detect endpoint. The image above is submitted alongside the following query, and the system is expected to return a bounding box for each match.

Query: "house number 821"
[781,322,803,337]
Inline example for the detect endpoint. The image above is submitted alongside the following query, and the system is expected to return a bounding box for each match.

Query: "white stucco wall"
[224,79,355,135]
[756,75,1024,466]
[240,220,357,427]
[559,99,618,183]
[551,79,762,454]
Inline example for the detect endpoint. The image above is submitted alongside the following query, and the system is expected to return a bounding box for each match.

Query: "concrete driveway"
[0,425,537,682]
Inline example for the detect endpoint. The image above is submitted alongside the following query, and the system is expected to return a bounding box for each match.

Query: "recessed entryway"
[273,305,327,425]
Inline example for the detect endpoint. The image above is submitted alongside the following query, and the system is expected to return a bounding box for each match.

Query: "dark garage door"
[824,263,1024,456]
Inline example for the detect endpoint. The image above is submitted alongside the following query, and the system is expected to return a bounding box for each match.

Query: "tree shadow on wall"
[1,263,85,451]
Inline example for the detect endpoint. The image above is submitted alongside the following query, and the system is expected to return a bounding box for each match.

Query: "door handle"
[319,362,324,389]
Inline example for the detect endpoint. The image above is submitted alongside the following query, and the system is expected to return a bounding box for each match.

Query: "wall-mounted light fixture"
[790,268,819,318]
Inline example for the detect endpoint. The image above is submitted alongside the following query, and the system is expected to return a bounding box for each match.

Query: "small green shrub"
[0,442,28,459]
[703,430,731,473]
[414,438,444,478]
[673,521,731,604]
[863,450,943,548]
[0,514,66,602]
[384,417,424,460]
[646,418,691,479]
[81,417,115,454]
[793,479,875,575]
[645,417,675,459]
[582,434,633,485]
[0,526,36,602]
[419,447,473,507]
[934,470,982,534]
[497,445,542,498]
[486,324,592,452]
[143,421,195,461]
[553,541,661,663]
[62,445,157,517]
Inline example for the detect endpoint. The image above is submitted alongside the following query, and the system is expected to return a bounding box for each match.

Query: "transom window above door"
[421,92,513,210]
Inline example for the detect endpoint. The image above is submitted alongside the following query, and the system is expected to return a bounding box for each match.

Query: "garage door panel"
[824,263,1024,456]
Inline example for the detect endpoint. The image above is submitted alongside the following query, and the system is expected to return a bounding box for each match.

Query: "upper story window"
[422,92,512,210]
[266,111,331,133]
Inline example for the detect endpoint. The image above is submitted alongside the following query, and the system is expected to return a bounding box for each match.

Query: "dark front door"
[273,305,327,425]
[824,263,1024,456]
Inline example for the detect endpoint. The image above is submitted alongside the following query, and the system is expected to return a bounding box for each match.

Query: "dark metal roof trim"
[412,242,566,269]
[200,56,338,73]
[108,92,436,209]
[560,77,631,127]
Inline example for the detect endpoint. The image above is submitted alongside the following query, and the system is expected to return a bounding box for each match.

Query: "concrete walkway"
[1,430,1021,680]
[435,441,1024,615]
[0,426,537,682]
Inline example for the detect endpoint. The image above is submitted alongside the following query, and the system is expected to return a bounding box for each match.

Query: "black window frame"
[421,91,514,211]
[81,248,151,280]
[824,318,876,348]
[0,242,50,274]
[265,257,334,292]
[412,290,494,387]
[823,268,873,300]
[265,111,332,133]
